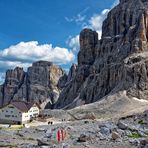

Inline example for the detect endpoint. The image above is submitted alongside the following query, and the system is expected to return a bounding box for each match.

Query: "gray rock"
[2,67,25,106]
[58,74,68,89]
[55,0,148,109]
[129,139,140,146]
[99,126,110,136]
[0,61,65,109]
[62,143,70,148]
[67,64,77,82]
[78,28,98,65]
[37,138,52,146]
[98,132,107,140]
[112,131,121,140]
[138,131,146,137]
[24,144,37,148]
[140,138,148,146]
[77,134,91,142]
[117,121,128,130]
[144,110,148,117]
[125,130,132,136]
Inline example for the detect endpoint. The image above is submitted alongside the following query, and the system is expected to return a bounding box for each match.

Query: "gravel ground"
[0,119,140,148]
[0,108,148,148]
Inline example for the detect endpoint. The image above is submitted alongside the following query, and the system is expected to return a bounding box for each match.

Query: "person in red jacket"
[61,129,64,141]
[57,129,61,142]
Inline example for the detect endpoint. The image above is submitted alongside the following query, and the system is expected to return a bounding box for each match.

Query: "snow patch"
[132,97,148,103]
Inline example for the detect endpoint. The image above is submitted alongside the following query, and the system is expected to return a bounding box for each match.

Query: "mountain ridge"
[54,0,148,109]
[0,61,66,109]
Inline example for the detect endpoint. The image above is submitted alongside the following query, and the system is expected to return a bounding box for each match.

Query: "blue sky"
[0,0,119,83]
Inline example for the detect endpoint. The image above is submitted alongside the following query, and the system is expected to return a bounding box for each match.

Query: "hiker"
[48,121,53,125]
[57,128,67,142]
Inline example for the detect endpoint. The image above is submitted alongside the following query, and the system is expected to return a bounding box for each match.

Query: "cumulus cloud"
[0,41,74,64]
[0,41,75,84]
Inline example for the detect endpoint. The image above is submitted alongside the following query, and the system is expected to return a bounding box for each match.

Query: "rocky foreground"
[0,108,147,148]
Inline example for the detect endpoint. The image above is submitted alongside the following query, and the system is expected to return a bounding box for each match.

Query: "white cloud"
[0,41,74,64]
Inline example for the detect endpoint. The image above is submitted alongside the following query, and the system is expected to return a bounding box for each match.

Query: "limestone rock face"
[0,85,3,107]
[67,64,77,82]
[54,0,148,109]
[0,61,65,108]
[78,29,98,65]
[2,67,25,106]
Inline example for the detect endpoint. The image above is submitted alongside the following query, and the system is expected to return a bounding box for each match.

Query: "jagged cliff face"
[0,61,65,109]
[55,0,148,109]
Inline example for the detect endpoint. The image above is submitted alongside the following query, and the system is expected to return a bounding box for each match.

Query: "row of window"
[33,110,38,112]
[2,110,13,113]
[29,109,38,112]
[8,106,14,108]
[1,110,22,114]
[5,115,18,118]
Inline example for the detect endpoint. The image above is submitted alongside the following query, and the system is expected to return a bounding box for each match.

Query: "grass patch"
[0,145,14,148]
[128,132,144,138]
[0,126,23,131]
[138,120,145,125]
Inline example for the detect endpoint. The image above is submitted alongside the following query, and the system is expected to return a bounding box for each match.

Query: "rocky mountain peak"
[78,29,98,65]
[119,0,132,3]
[5,67,25,83]
[32,61,53,67]
[54,0,148,109]
[0,61,66,109]
[119,0,147,4]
